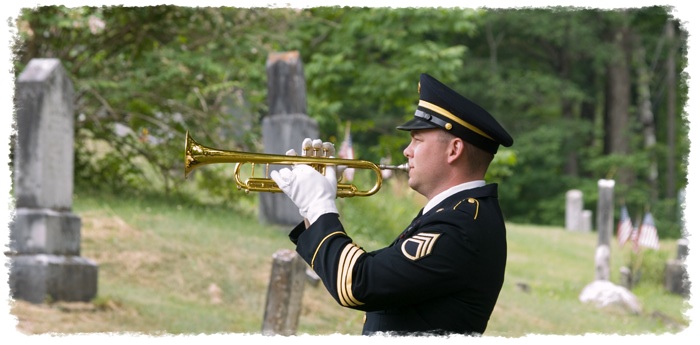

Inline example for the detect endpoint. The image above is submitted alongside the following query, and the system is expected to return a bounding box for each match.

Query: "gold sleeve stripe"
[418,100,495,141]
[311,231,345,270]
[337,244,365,307]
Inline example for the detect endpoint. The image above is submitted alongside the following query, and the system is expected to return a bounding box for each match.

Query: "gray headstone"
[259,114,319,225]
[259,52,320,226]
[10,58,98,303]
[620,266,633,289]
[580,210,593,232]
[14,58,75,210]
[261,249,307,335]
[664,238,690,297]
[664,260,690,297]
[266,51,307,116]
[566,189,583,231]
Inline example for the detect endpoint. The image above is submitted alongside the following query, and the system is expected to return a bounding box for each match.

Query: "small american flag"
[636,211,660,250]
[617,206,634,247]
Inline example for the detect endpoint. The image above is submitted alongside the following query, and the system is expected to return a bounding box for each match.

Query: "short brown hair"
[463,141,494,176]
[436,130,493,176]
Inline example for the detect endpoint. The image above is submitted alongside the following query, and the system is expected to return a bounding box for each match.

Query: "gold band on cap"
[418,100,494,141]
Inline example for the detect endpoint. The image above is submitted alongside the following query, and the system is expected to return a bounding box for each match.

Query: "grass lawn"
[5,176,694,339]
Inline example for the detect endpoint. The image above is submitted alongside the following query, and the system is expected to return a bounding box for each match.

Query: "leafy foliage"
[291,7,482,163]
[15,6,297,196]
[12,6,689,238]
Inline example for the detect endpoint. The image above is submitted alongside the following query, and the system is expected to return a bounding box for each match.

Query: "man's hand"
[270,139,339,225]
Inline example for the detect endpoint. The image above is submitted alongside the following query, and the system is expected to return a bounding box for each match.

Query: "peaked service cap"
[397,73,513,154]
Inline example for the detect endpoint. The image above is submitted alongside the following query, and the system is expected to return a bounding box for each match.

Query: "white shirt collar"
[422,180,486,215]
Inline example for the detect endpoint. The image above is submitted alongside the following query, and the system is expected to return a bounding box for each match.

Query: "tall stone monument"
[579,178,640,314]
[595,179,615,281]
[9,58,98,303]
[259,51,319,225]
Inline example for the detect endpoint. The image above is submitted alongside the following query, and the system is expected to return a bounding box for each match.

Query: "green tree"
[287,7,482,164]
[12,6,688,237]
[14,6,298,198]
[452,7,688,236]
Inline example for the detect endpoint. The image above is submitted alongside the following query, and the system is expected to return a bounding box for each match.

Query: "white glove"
[271,139,339,224]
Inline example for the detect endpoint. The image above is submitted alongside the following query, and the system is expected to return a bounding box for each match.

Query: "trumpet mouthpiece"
[378,163,409,172]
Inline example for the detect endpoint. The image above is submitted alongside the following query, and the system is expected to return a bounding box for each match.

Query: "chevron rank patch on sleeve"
[401,232,441,261]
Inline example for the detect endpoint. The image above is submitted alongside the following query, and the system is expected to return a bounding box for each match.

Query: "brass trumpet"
[184,131,408,198]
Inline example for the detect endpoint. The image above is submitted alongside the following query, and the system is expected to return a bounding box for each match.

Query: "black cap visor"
[396,116,440,131]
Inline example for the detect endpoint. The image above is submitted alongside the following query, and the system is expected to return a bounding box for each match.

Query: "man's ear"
[446,138,464,164]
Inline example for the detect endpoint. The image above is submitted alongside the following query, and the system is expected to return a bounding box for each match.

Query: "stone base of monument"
[9,254,98,304]
[9,208,97,304]
[579,280,641,315]
[10,208,82,255]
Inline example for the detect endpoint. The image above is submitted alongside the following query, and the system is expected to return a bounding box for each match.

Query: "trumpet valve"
[322,142,335,157]
[311,139,323,156]
[302,138,313,156]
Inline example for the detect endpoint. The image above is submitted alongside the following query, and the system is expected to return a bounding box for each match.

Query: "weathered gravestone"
[259,51,319,225]
[566,189,583,231]
[261,249,307,335]
[665,188,690,296]
[566,189,592,232]
[9,58,98,303]
[580,209,592,232]
[664,238,690,297]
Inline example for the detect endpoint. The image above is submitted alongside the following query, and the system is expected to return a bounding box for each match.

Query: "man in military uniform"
[270,73,513,336]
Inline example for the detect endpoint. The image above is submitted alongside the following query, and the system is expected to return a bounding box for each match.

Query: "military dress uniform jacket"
[288,183,507,336]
